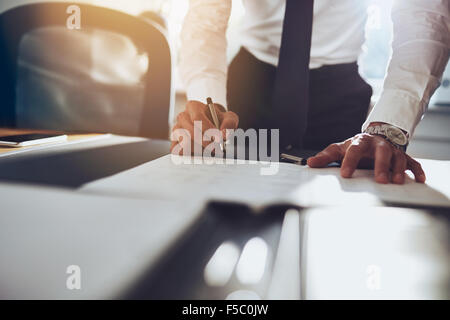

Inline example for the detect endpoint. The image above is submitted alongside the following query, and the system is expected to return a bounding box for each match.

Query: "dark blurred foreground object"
[0,3,172,139]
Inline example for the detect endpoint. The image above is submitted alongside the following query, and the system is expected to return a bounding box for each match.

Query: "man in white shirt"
[173,0,449,184]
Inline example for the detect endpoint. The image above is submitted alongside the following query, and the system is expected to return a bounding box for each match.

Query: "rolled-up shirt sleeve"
[363,0,450,137]
[179,0,231,108]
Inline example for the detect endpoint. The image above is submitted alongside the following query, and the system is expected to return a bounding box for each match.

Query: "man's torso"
[239,0,369,68]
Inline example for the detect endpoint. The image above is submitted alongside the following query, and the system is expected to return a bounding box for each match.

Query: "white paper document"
[81,155,450,209]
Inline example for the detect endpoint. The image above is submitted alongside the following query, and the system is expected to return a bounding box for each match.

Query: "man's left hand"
[307,133,426,184]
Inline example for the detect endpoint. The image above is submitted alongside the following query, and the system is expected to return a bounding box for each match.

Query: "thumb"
[220,111,238,140]
[220,111,239,130]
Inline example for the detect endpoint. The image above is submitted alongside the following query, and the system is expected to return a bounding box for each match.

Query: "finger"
[170,123,183,142]
[391,150,407,184]
[172,135,204,156]
[406,155,426,183]
[176,112,195,137]
[170,124,183,155]
[219,111,238,130]
[307,143,344,168]
[179,111,216,150]
[220,111,239,139]
[374,142,393,184]
[340,141,369,178]
[186,100,207,117]
[213,103,226,114]
[170,141,178,154]
[174,111,194,133]
[171,141,196,156]
[186,101,216,131]
[171,121,203,155]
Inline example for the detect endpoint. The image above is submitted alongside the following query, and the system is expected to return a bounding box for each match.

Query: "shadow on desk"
[123,202,287,300]
[0,139,170,188]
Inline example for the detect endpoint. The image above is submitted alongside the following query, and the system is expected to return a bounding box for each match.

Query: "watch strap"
[364,124,408,152]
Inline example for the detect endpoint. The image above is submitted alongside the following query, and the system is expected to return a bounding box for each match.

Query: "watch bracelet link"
[364,125,408,152]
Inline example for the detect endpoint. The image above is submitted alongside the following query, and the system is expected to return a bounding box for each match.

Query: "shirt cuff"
[185,77,228,109]
[362,89,425,137]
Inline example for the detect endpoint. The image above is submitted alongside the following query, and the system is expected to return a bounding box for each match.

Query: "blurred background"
[0,0,449,158]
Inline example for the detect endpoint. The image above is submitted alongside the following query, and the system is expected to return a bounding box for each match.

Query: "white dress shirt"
[362,0,450,136]
[180,0,450,137]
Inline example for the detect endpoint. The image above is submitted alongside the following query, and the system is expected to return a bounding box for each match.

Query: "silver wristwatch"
[364,124,409,151]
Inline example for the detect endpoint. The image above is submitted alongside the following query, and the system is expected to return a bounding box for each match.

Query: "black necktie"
[272,0,314,150]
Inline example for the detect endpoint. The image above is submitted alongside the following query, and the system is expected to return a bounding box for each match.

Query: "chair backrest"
[0,2,172,139]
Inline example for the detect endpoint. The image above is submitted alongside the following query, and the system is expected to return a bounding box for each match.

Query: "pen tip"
[206,97,213,105]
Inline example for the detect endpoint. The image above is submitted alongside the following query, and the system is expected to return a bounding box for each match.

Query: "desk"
[0,130,448,299]
[0,132,184,299]
[0,130,170,188]
[0,128,105,156]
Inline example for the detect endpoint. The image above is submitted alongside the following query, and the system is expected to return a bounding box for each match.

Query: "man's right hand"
[171,100,239,154]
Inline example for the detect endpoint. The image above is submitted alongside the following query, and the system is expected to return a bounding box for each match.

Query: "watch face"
[386,127,408,145]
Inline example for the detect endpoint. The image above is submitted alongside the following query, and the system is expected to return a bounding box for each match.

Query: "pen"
[206,97,225,153]
[280,153,308,166]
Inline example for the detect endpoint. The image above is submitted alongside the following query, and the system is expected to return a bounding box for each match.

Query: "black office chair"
[0,2,172,140]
